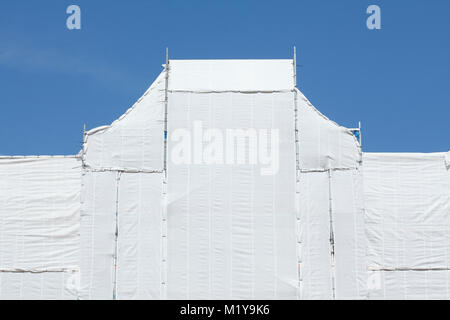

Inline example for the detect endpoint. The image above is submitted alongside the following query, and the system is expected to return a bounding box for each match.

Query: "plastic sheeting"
[166,91,298,299]
[295,88,366,299]
[297,169,366,300]
[331,169,367,299]
[0,157,80,300]
[0,271,79,300]
[2,59,447,301]
[78,59,367,300]
[367,270,450,300]
[79,170,164,300]
[363,152,450,299]
[169,60,295,92]
[79,171,117,300]
[83,71,165,172]
[296,89,361,171]
[116,173,163,299]
[297,171,332,299]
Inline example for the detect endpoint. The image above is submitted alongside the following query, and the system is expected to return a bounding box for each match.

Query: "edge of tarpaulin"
[84,69,165,137]
[295,88,362,156]
[0,155,79,159]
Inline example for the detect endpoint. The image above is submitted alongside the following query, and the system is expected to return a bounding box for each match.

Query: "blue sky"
[0,0,448,155]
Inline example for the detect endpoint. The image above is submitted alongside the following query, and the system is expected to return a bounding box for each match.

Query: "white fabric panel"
[0,271,79,300]
[0,157,80,300]
[116,173,163,299]
[298,171,332,299]
[169,60,294,92]
[331,169,367,299]
[368,270,450,300]
[0,157,80,270]
[84,71,165,171]
[79,171,117,300]
[364,153,450,271]
[296,89,361,170]
[167,91,298,299]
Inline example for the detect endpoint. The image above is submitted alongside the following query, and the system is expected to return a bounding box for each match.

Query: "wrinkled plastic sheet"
[296,89,361,171]
[79,170,164,300]
[367,270,450,300]
[363,152,450,299]
[0,157,81,300]
[83,72,165,172]
[298,169,366,300]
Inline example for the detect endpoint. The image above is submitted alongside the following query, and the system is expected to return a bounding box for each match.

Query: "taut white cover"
[116,173,163,299]
[297,169,367,299]
[167,91,298,299]
[80,171,117,300]
[331,169,367,299]
[297,171,333,299]
[169,60,295,92]
[363,152,450,299]
[0,156,80,300]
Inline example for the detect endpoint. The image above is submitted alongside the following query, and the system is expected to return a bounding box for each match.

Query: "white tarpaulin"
[79,171,117,300]
[363,152,450,299]
[1,58,447,300]
[0,156,80,300]
[297,169,367,300]
[295,87,366,299]
[83,72,165,172]
[116,173,163,299]
[297,171,332,299]
[79,170,164,300]
[331,169,367,299]
[169,60,295,92]
[296,89,361,171]
[166,90,298,299]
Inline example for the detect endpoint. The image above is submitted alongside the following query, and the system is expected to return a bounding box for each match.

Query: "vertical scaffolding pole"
[80,124,87,301]
[161,47,169,299]
[358,121,362,147]
[163,48,169,178]
[293,46,297,88]
[82,124,86,168]
[328,169,336,299]
[293,45,302,299]
[112,171,122,300]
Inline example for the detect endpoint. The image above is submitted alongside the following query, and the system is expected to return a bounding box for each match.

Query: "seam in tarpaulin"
[0,268,79,273]
[160,53,170,299]
[369,267,450,272]
[0,155,78,159]
[294,88,302,300]
[167,89,295,94]
[160,177,168,299]
[300,167,360,173]
[83,165,163,174]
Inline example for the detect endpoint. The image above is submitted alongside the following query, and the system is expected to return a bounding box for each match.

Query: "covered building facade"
[0,58,449,299]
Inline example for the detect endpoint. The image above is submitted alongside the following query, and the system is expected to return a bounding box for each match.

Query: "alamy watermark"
[366,5,381,30]
[170,121,280,176]
[66,5,81,30]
